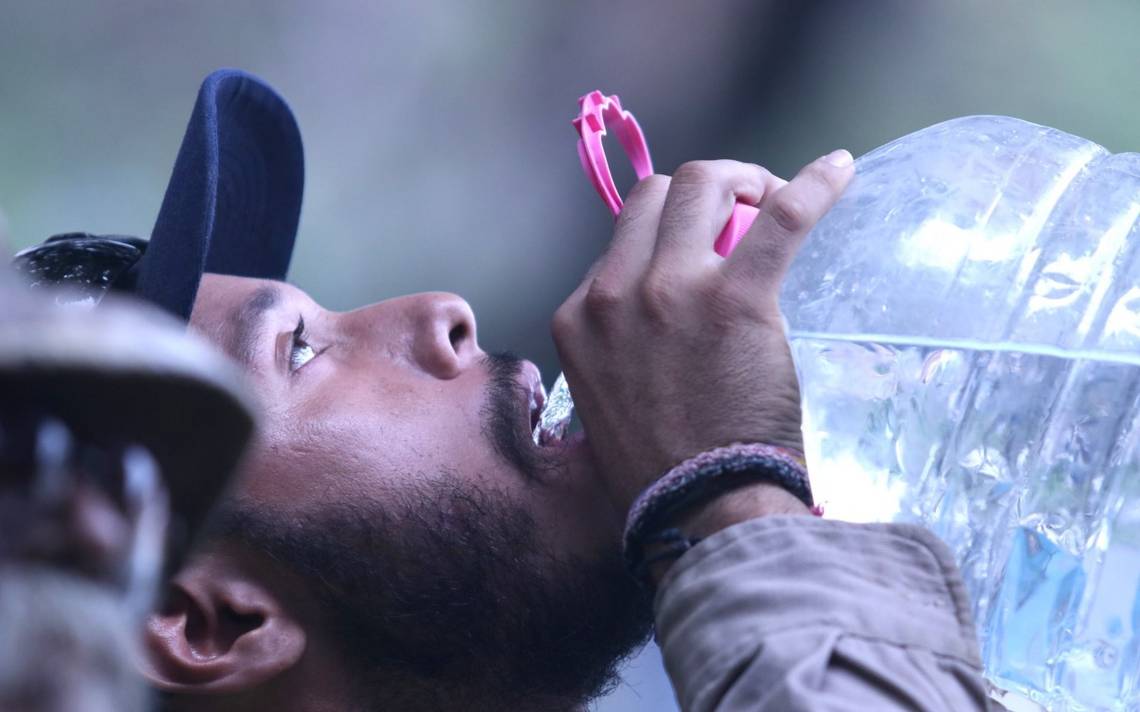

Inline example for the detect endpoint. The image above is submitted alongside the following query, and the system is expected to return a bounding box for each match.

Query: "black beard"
[211,479,653,711]
[480,351,561,480]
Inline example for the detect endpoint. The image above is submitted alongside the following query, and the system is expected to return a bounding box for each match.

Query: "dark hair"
[11,233,146,303]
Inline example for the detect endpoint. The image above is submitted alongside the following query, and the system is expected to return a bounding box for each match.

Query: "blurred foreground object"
[782,116,1140,710]
[0,268,255,711]
[6,243,257,552]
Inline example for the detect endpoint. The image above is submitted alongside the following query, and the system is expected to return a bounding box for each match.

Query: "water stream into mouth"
[532,372,573,445]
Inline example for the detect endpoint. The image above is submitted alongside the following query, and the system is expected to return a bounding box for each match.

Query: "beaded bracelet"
[623,443,816,585]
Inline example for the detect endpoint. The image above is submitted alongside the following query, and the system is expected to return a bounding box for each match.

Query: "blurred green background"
[2,2,1138,709]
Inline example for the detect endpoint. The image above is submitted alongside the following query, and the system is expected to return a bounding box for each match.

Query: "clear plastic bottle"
[783,115,1140,710]
[541,115,1140,709]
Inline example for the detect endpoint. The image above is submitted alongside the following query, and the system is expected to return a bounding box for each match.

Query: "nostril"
[448,323,468,351]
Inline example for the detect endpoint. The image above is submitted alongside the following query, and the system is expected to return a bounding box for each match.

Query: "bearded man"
[14,70,990,711]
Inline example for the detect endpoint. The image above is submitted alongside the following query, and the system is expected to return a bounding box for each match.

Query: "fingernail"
[823,149,853,168]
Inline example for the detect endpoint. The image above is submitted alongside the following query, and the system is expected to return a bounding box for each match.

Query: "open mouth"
[519,361,568,448]
[483,353,580,480]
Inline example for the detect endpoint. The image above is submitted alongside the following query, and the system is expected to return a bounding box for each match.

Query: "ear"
[139,550,306,695]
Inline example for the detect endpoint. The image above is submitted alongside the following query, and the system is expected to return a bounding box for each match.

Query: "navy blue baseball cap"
[14,68,304,320]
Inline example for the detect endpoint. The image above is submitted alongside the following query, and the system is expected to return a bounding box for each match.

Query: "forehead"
[192,274,306,323]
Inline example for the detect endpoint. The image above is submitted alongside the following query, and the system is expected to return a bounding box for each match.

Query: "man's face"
[187,273,651,705]
[190,274,619,554]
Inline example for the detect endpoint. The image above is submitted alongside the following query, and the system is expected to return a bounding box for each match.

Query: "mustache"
[480,352,559,481]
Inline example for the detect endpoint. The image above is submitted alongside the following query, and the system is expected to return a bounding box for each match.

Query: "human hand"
[552,152,854,513]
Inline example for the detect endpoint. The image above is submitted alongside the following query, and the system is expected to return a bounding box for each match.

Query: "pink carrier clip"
[573,90,760,257]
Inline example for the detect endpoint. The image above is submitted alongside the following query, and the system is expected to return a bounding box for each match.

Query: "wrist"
[671,481,811,537]
[623,442,815,588]
[644,483,809,586]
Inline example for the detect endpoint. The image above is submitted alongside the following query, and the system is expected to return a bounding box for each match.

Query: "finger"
[754,175,789,209]
[651,160,783,273]
[725,149,854,286]
[567,174,671,306]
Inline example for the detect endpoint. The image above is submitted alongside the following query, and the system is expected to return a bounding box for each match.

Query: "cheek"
[244,372,514,507]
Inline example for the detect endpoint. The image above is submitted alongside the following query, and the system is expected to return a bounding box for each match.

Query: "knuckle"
[618,175,670,232]
[768,193,810,233]
[583,278,623,318]
[639,273,677,320]
[614,201,651,235]
[627,173,671,202]
[672,160,716,186]
[551,303,577,342]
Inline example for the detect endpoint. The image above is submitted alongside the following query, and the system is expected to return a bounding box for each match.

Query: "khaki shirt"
[654,516,993,711]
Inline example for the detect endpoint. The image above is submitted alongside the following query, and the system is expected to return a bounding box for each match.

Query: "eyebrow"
[227,284,282,370]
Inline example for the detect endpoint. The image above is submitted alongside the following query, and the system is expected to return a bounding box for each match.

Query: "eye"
[289,317,317,372]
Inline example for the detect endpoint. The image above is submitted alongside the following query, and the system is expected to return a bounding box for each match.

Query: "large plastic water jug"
[784,115,1140,710]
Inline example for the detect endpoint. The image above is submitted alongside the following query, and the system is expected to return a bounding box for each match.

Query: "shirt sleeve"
[652,516,994,711]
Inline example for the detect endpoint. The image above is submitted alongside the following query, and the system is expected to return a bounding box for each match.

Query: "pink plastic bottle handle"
[573,91,654,217]
[573,90,759,257]
[714,203,761,257]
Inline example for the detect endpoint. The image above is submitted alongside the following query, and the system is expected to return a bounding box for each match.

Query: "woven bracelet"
[623,443,815,584]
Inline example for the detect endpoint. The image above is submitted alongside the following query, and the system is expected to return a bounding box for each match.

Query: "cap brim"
[136,69,304,320]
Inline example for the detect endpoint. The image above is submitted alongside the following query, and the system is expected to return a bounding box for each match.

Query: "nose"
[407,292,481,379]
